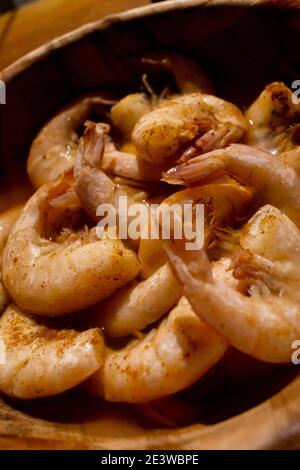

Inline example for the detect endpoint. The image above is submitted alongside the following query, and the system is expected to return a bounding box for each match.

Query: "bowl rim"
[1,0,300,450]
[0,0,294,82]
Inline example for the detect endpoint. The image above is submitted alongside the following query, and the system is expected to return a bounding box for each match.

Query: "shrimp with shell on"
[245,82,300,154]
[0,304,104,399]
[0,206,23,313]
[166,204,300,363]
[86,296,227,403]
[27,94,115,188]
[88,180,252,338]
[164,143,300,228]
[2,173,140,317]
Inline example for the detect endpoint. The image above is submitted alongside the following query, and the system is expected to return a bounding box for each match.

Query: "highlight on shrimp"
[0,304,104,399]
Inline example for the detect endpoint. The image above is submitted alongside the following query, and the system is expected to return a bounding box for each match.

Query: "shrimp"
[86,296,227,403]
[88,180,252,338]
[0,304,104,399]
[141,51,214,94]
[110,51,214,141]
[110,93,153,140]
[166,205,300,363]
[92,263,181,338]
[101,134,166,183]
[74,121,152,225]
[132,92,248,164]
[2,174,140,317]
[0,206,23,313]
[27,94,115,188]
[164,143,300,228]
[245,82,300,154]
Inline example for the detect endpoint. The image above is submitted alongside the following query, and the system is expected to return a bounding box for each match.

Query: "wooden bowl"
[1,0,300,450]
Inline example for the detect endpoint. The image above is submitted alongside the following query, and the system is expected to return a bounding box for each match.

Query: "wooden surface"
[0,0,150,70]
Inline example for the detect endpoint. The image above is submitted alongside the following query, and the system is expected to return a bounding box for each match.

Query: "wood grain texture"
[0,0,300,450]
[0,0,150,70]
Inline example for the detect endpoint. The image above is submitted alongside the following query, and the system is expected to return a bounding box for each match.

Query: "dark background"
[0,0,33,14]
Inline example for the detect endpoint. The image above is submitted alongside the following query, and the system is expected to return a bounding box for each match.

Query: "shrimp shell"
[0,304,104,399]
[86,297,227,403]
[2,175,140,317]
[27,95,114,188]
[132,93,247,164]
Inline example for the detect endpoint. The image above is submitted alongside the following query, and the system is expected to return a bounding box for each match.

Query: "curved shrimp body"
[101,139,165,183]
[141,51,214,95]
[2,176,140,317]
[86,296,227,403]
[132,93,247,164]
[27,95,112,188]
[164,143,300,228]
[94,263,181,338]
[166,205,300,363]
[0,304,104,399]
[245,82,300,154]
[110,93,153,140]
[93,181,252,338]
[0,206,23,313]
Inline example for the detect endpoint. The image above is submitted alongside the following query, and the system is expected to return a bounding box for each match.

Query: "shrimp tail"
[163,149,227,185]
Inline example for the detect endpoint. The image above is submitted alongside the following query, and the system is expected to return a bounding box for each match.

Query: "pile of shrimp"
[1,52,299,419]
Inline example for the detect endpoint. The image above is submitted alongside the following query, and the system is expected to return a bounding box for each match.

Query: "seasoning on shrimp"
[86,296,227,403]
[0,304,104,399]
[2,174,140,317]
[132,93,247,164]
[166,205,300,363]
[245,82,300,154]
[27,94,115,188]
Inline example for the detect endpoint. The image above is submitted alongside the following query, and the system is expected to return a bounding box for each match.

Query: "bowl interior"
[0,0,300,449]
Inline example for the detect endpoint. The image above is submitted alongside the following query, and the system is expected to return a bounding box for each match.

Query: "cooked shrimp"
[74,121,151,226]
[110,93,153,140]
[86,296,227,402]
[0,205,22,253]
[164,143,300,228]
[101,133,166,183]
[245,82,300,154]
[166,205,300,363]
[132,93,247,164]
[0,304,104,399]
[89,181,252,337]
[2,174,140,317]
[0,206,23,313]
[138,180,253,278]
[141,51,214,94]
[27,95,114,188]
[93,263,181,338]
